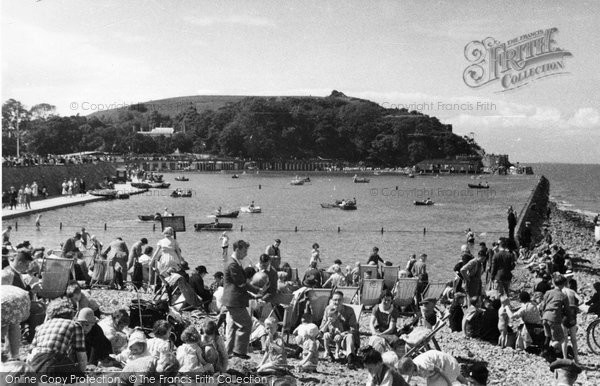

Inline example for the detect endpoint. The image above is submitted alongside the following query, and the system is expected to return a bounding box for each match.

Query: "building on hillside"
[138,127,174,137]
[414,156,482,174]
[482,154,511,174]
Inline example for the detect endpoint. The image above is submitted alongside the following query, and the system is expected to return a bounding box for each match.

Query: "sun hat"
[195,265,208,275]
[76,307,99,324]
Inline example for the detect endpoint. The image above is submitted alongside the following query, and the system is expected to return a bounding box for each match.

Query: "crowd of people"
[2,183,49,210]
[1,206,599,385]
[2,153,116,168]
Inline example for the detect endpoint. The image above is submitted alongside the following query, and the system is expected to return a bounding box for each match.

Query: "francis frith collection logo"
[463,28,572,91]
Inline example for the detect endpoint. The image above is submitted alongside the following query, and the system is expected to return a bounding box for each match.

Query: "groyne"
[515,175,550,245]
[2,163,117,197]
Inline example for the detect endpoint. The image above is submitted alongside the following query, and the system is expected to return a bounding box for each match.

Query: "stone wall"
[516,175,550,245]
[2,163,117,197]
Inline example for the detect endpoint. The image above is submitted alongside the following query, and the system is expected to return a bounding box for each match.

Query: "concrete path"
[1,184,147,220]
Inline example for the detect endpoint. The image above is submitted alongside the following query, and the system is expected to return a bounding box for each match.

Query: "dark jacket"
[222,259,257,308]
[261,266,279,303]
[189,273,212,301]
[491,250,515,281]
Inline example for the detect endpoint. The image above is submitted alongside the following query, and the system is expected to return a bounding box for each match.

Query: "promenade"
[1,184,146,221]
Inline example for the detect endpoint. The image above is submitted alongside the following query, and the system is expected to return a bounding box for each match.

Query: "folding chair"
[38,257,75,300]
[289,268,299,284]
[306,288,333,325]
[360,279,384,308]
[402,314,449,358]
[345,303,363,322]
[320,270,331,284]
[381,266,400,290]
[392,278,419,313]
[335,286,359,304]
[421,281,447,301]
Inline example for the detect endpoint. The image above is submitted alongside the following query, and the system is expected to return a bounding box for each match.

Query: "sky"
[2,0,599,163]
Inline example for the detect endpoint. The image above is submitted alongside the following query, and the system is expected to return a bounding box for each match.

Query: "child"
[257,317,288,375]
[297,320,319,372]
[320,308,344,360]
[292,313,319,358]
[585,281,600,316]
[176,326,212,373]
[498,296,511,348]
[113,329,151,365]
[448,292,466,332]
[199,319,228,373]
[146,320,173,359]
[66,283,100,317]
[398,349,466,385]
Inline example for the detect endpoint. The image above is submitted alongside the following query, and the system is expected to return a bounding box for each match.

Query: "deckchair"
[335,286,360,304]
[392,278,419,311]
[360,279,384,308]
[421,281,447,301]
[345,303,363,323]
[271,293,296,343]
[306,288,333,325]
[402,314,449,358]
[381,266,400,289]
[359,264,379,281]
[289,268,299,284]
[320,270,331,284]
[38,257,75,300]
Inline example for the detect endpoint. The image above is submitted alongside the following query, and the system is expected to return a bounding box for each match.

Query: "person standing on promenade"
[61,179,68,195]
[8,186,18,210]
[265,238,281,270]
[220,232,229,261]
[31,181,38,198]
[24,184,32,209]
[490,238,515,296]
[507,206,517,241]
[222,239,260,358]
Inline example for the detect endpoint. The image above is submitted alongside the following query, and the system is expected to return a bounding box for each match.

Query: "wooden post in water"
[60,222,62,230]
[104,223,107,231]
[15,222,17,231]
[381,227,384,234]
[241,225,244,232]
[423,227,427,235]
[338,226,341,233]
[295,226,298,232]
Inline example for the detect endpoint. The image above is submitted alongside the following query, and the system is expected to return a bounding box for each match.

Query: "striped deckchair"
[38,257,75,300]
[306,288,333,325]
[289,268,299,284]
[335,286,360,304]
[392,278,419,309]
[360,279,384,308]
[421,281,448,301]
[381,266,400,289]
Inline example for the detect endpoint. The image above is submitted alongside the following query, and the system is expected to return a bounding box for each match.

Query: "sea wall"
[2,163,117,197]
[516,175,550,245]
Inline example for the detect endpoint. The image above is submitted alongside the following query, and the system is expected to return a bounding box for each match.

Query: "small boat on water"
[468,183,490,189]
[174,176,189,181]
[339,201,357,210]
[148,182,171,189]
[320,200,342,209]
[130,182,151,189]
[414,200,434,206]
[352,175,370,183]
[116,192,130,199]
[231,174,239,179]
[215,210,239,218]
[290,179,304,185]
[138,213,162,221]
[89,189,118,198]
[171,189,192,198]
[194,222,234,231]
[408,173,415,178]
[240,206,262,213]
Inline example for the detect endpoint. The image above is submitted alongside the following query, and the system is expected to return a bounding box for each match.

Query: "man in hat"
[321,290,360,370]
[549,359,582,386]
[265,239,281,270]
[190,265,213,313]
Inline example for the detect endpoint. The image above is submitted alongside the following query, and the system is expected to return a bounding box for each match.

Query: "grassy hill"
[88,94,326,120]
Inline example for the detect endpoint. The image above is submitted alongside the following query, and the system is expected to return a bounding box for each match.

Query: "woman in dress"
[368,290,401,353]
[150,227,188,279]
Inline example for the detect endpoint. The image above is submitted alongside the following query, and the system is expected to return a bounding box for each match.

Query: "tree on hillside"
[2,99,31,156]
[30,103,56,120]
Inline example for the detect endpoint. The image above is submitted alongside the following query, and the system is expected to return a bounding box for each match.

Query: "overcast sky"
[2,0,599,163]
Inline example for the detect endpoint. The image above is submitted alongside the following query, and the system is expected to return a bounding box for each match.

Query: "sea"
[3,163,599,282]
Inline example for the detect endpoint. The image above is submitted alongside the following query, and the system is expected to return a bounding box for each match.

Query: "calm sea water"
[531,163,600,218]
[3,171,543,281]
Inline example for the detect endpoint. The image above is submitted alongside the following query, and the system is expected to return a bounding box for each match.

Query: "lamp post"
[15,114,20,158]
